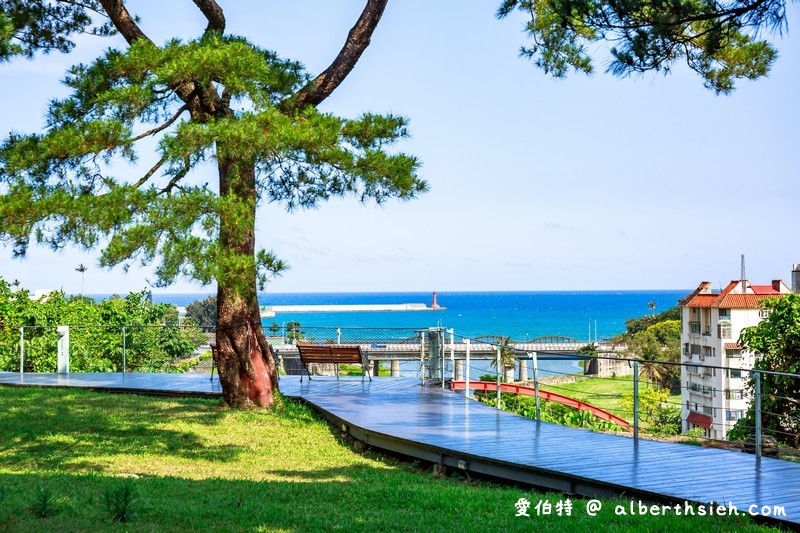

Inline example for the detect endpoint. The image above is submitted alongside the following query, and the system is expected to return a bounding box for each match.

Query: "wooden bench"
[296,344,372,382]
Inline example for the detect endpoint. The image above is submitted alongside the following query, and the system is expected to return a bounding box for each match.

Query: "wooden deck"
[2,371,798,527]
[0,371,223,396]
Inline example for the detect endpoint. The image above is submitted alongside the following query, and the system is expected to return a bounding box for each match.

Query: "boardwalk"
[1,371,798,527]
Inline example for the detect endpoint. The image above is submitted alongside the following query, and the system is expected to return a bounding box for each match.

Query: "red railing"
[451,380,631,431]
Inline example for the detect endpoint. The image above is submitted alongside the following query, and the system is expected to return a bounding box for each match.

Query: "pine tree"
[0,1,425,406]
[0,1,785,406]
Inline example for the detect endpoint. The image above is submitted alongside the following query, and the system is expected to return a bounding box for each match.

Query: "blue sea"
[151,290,688,342]
[146,290,688,379]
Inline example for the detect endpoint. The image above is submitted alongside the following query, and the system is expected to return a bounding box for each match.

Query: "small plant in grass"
[30,484,57,518]
[104,480,137,524]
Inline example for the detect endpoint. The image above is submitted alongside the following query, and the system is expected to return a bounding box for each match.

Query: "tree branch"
[97,0,150,44]
[96,1,213,116]
[161,157,191,194]
[127,104,188,144]
[192,0,226,34]
[286,0,388,110]
[132,155,167,188]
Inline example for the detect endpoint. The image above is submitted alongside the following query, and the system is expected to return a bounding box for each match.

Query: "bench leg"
[336,363,339,380]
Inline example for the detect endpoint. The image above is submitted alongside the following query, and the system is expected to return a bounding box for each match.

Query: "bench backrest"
[297,344,366,365]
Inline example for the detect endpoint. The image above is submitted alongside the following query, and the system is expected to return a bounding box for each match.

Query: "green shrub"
[104,480,137,524]
[30,484,57,518]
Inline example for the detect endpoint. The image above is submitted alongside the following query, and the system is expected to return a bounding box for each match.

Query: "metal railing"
[2,324,211,374]
[2,322,797,456]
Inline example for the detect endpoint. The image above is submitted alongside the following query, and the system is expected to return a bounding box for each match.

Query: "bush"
[0,279,205,372]
[477,392,622,432]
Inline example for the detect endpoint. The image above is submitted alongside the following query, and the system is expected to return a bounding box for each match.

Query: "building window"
[759,309,771,319]
[690,344,701,355]
[726,348,742,358]
[718,321,732,339]
[702,346,713,358]
[729,369,743,379]
[689,322,701,335]
[719,308,731,319]
[683,343,690,356]
[703,405,713,416]
[725,389,744,400]
[726,410,744,421]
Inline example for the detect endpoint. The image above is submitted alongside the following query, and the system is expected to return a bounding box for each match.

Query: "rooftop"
[683,279,791,309]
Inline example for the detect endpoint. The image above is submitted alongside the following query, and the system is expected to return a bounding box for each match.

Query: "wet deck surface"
[2,372,797,526]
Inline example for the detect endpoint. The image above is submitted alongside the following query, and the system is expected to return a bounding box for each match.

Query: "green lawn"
[0,386,779,532]
[540,376,682,421]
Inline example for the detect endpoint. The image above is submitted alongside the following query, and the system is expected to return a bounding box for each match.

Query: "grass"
[540,376,682,421]
[0,386,783,532]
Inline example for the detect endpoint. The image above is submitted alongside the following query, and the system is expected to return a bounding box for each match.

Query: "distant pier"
[178,292,446,318]
[259,303,445,317]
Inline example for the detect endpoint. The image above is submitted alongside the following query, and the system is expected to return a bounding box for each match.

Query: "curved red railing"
[450,380,631,431]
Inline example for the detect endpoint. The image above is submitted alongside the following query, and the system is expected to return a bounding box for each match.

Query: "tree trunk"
[215,155,278,407]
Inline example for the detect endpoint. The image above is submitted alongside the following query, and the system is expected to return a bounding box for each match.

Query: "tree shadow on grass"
[0,387,244,471]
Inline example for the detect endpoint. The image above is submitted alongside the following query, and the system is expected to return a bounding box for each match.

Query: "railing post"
[496,346,501,408]
[419,330,425,386]
[57,326,70,374]
[122,326,127,374]
[633,360,639,441]
[19,326,24,375]
[337,327,341,345]
[449,329,455,383]
[532,351,541,422]
[755,371,762,459]
[465,338,471,398]
[440,328,445,389]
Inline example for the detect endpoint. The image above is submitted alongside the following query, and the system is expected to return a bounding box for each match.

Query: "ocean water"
[152,290,688,342]
[147,290,688,379]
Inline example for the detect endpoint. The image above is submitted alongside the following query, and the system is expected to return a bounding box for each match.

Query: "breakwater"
[259,303,444,317]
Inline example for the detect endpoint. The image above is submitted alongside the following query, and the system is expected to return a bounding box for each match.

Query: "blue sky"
[1,1,798,294]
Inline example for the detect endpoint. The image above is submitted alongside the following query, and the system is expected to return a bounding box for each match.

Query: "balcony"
[688,382,714,396]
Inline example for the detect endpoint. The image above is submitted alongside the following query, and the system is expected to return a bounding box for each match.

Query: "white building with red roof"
[680,278,792,439]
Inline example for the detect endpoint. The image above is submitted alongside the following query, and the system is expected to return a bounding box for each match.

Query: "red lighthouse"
[430,291,440,310]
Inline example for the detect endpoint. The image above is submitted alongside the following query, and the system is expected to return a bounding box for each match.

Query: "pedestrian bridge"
[272,335,587,361]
